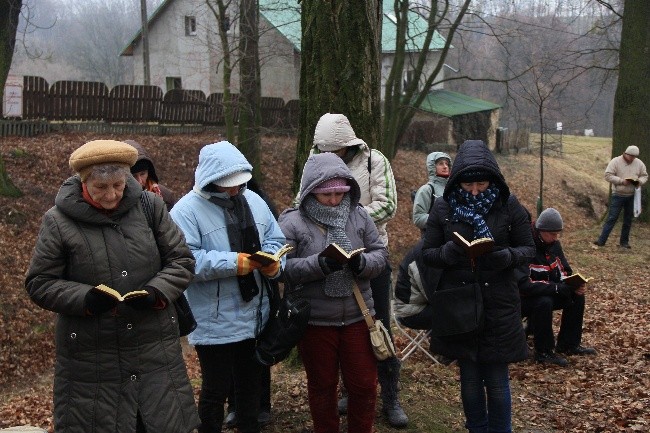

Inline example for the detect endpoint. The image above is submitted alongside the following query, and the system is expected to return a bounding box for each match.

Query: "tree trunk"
[237,0,262,180]
[207,0,236,141]
[294,0,382,193]
[0,0,23,197]
[0,0,23,107]
[612,0,650,221]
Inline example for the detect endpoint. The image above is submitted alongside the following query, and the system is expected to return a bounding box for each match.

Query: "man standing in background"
[594,145,647,248]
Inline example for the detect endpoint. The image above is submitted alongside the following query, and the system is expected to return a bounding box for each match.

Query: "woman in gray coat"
[25,140,199,433]
[279,152,388,433]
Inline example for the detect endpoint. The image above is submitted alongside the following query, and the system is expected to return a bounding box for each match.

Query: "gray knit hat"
[535,208,563,232]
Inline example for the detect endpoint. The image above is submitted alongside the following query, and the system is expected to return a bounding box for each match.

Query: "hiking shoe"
[224,411,237,428]
[383,401,409,428]
[338,396,348,415]
[535,350,568,367]
[557,345,597,356]
[258,410,271,427]
[618,243,631,249]
[593,240,605,246]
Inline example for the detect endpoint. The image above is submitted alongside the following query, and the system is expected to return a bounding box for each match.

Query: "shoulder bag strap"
[352,283,375,330]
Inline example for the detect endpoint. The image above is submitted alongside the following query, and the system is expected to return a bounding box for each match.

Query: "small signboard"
[556,122,563,131]
[3,75,23,118]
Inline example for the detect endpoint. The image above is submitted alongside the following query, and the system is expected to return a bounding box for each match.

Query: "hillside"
[1,133,648,432]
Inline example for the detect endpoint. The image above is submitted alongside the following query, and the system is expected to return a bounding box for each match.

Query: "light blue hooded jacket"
[170,141,286,345]
[412,151,451,230]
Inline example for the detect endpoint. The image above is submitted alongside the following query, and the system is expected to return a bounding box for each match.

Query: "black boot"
[377,357,408,428]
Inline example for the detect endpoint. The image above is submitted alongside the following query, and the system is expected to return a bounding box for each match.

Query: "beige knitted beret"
[69,140,138,181]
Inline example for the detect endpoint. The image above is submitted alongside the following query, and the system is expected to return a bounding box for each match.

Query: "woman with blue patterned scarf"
[422,140,535,433]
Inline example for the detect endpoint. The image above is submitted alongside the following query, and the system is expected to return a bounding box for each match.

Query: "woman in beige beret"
[25,140,199,433]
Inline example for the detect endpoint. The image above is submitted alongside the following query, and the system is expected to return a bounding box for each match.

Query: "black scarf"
[209,193,261,302]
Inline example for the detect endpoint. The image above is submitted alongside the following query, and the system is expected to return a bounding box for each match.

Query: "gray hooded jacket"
[279,152,388,326]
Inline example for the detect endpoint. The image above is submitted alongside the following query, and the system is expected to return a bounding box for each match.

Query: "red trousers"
[298,320,377,433]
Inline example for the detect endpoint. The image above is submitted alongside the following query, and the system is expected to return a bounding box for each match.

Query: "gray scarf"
[303,193,354,297]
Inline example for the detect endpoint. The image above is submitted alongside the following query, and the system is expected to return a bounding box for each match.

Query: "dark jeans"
[458,359,512,433]
[397,305,434,330]
[195,339,262,433]
[521,293,585,352]
[597,194,635,245]
[226,365,272,413]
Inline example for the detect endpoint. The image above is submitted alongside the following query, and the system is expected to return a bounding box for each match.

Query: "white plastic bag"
[633,187,642,217]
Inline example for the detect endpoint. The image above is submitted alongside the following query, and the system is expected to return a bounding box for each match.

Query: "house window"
[185,16,197,36]
[403,69,417,93]
[166,77,182,92]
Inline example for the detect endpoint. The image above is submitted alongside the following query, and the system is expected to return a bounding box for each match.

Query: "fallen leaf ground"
[0,132,648,432]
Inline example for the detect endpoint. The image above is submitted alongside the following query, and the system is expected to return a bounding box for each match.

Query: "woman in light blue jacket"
[170,141,286,433]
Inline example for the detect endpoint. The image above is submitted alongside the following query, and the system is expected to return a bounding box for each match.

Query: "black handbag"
[174,295,197,337]
[431,280,484,341]
[255,280,310,366]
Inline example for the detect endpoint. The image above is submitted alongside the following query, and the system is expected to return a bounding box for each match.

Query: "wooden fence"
[15,76,299,128]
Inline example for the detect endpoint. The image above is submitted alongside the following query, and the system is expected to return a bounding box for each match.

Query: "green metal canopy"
[417,89,501,117]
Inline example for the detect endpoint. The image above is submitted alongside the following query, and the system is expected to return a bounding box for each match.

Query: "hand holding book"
[248,244,294,267]
[319,243,365,265]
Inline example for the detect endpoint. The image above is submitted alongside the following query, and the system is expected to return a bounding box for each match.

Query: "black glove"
[348,253,366,275]
[440,241,465,265]
[85,289,117,315]
[481,248,513,270]
[319,256,344,275]
[125,287,158,310]
[554,283,574,301]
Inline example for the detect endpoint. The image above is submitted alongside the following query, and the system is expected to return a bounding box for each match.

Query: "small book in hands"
[561,273,593,287]
[625,177,640,186]
[319,243,365,265]
[452,231,494,258]
[93,284,149,302]
[248,244,294,266]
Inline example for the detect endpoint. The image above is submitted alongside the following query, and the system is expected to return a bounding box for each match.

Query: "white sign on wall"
[3,75,23,118]
[556,122,563,131]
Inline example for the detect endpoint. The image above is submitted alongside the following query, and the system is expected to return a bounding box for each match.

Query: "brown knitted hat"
[69,140,138,181]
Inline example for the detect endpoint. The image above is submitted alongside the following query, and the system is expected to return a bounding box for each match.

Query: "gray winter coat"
[25,175,199,433]
[279,153,388,326]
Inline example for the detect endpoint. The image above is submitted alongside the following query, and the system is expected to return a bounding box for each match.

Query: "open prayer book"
[452,231,494,258]
[625,177,640,186]
[248,244,294,266]
[93,284,149,302]
[561,273,593,287]
[319,243,365,265]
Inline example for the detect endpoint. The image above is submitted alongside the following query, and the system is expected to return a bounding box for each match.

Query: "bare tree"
[61,0,144,86]
[1,0,22,105]
[294,0,382,191]
[0,0,23,197]
[206,0,239,141]
[237,0,262,179]
[382,0,472,158]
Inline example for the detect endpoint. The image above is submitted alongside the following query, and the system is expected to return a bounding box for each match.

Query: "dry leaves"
[1,133,649,432]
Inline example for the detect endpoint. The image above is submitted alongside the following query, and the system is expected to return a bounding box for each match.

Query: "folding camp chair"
[392,305,440,365]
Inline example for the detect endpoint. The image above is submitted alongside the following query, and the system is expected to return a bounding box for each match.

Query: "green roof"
[417,90,501,117]
[259,0,446,53]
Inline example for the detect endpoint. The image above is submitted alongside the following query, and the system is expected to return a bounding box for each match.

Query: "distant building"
[120,0,447,102]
